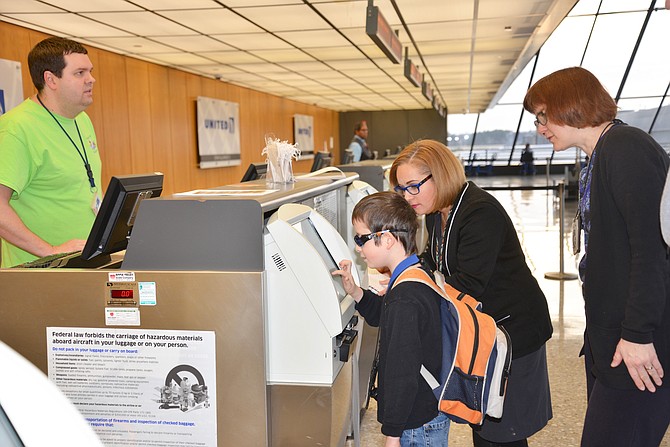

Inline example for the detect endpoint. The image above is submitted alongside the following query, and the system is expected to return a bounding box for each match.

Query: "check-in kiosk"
[264,203,358,384]
[343,180,382,417]
[345,180,378,278]
[0,173,363,447]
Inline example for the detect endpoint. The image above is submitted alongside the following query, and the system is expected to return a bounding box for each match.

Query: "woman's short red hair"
[523,67,617,128]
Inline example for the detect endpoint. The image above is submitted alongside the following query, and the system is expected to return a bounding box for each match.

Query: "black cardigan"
[584,124,670,389]
[356,278,442,437]
[423,181,553,358]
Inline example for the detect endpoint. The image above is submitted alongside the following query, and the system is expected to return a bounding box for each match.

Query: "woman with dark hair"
[524,66,670,446]
[390,140,553,447]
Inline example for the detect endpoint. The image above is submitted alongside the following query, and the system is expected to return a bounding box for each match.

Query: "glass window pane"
[477,104,523,133]
[498,56,536,105]
[531,16,594,82]
[620,8,670,98]
[569,0,601,16]
[581,12,646,96]
[617,97,664,132]
[650,96,670,151]
[599,0,653,13]
[447,113,478,149]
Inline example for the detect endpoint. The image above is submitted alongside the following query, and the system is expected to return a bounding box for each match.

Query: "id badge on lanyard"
[92,191,102,215]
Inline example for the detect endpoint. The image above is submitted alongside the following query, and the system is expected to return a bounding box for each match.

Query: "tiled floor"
[348,175,670,447]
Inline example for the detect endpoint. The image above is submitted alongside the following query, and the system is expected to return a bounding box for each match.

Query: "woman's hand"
[384,436,401,447]
[332,259,364,302]
[368,267,391,296]
[611,339,664,391]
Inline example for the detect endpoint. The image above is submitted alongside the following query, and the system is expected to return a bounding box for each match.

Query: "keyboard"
[13,251,82,269]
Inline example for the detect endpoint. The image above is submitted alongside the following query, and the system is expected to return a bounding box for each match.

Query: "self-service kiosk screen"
[293,218,347,301]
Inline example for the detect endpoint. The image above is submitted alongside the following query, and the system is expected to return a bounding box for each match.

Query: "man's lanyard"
[36,94,96,189]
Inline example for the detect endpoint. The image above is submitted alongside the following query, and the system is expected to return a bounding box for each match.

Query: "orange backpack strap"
[393,266,445,297]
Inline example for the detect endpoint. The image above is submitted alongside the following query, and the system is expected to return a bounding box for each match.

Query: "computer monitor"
[342,149,355,165]
[310,151,332,172]
[240,162,267,182]
[292,217,347,302]
[81,173,164,261]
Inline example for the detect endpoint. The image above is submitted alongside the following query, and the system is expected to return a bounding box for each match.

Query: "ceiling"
[0,0,577,114]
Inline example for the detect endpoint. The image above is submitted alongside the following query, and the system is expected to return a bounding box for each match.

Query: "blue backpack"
[392,266,512,425]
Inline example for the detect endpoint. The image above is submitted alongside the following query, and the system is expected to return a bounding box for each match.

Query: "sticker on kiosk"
[105,307,140,326]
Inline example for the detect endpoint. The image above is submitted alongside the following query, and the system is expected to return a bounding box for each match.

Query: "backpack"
[392,266,512,425]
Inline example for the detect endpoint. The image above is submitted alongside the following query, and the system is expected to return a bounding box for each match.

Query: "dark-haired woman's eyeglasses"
[354,229,407,247]
[393,174,432,195]
[534,111,547,127]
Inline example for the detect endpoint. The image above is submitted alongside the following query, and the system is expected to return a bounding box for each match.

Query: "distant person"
[0,37,102,267]
[520,143,536,175]
[334,191,448,447]
[525,66,670,447]
[349,120,373,162]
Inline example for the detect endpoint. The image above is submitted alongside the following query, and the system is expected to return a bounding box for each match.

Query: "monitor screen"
[310,151,332,172]
[81,173,164,261]
[342,150,355,165]
[240,162,267,182]
[293,217,347,301]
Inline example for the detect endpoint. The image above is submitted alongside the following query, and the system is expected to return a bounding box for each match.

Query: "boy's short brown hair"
[352,191,419,254]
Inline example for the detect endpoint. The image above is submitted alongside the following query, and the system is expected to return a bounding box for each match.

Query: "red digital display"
[404,58,421,88]
[366,6,402,64]
[110,289,134,299]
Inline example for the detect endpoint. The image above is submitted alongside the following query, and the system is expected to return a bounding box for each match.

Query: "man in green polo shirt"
[0,37,102,267]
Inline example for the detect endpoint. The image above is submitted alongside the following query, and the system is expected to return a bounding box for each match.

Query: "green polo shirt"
[0,99,102,267]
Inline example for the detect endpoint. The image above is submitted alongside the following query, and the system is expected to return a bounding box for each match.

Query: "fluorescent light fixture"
[366,4,402,64]
[404,54,421,88]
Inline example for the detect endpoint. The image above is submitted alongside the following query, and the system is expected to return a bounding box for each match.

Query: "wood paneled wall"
[0,21,340,195]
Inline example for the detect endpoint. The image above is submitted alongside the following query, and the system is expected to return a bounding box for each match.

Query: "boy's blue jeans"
[400,412,450,446]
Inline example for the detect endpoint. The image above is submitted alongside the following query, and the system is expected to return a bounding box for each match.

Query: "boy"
[334,191,448,447]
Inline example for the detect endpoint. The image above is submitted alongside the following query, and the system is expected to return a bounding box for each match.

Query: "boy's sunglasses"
[354,229,407,247]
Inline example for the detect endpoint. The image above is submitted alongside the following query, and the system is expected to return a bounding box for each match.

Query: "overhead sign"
[366,5,402,64]
[422,80,433,102]
[404,57,421,88]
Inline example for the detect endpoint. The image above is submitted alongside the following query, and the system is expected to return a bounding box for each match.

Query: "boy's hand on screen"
[333,260,363,301]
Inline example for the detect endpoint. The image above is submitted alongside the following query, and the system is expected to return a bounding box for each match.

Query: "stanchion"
[545,157,551,188]
[545,181,578,281]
